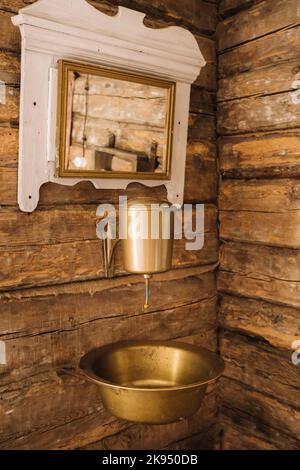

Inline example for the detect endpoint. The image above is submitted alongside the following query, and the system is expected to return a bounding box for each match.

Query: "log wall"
[0,0,218,450]
[218,0,300,450]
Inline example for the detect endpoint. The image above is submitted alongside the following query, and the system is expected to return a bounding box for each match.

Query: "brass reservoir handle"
[144,274,152,309]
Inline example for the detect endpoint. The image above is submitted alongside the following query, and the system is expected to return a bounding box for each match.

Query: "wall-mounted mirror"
[57,60,175,179]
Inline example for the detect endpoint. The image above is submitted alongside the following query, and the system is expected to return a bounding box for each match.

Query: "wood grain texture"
[219,242,300,308]
[0,272,216,381]
[218,91,300,135]
[221,378,300,442]
[79,388,217,450]
[0,0,218,451]
[219,0,265,18]
[219,132,300,178]
[220,330,300,407]
[218,0,300,52]
[0,10,20,51]
[220,413,300,450]
[219,294,300,350]
[219,179,300,247]
[217,0,300,451]
[218,60,300,102]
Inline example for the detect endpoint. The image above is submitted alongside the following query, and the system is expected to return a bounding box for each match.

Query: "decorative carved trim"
[12,0,204,212]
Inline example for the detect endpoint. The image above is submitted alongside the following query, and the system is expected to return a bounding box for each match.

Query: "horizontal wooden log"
[219,242,300,307]
[219,179,300,247]
[221,377,300,442]
[218,60,300,102]
[220,330,300,407]
[218,91,300,135]
[220,413,300,450]
[219,294,300,350]
[219,132,300,178]
[1,0,217,36]
[219,27,300,78]
[188,113,216,142]
[220,179,300,212]
[218,0,300,52]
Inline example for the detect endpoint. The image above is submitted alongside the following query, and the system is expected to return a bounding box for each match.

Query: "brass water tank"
[121,198,174,275]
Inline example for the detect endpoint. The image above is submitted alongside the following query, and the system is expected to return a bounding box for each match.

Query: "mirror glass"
[57,60,175,179]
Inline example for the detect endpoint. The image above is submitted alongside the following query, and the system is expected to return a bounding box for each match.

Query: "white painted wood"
[12,0,205,212]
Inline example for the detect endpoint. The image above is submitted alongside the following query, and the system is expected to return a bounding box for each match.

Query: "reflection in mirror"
[57,61,175,179]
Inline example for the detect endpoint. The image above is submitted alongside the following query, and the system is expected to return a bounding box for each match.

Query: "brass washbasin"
[79,340,224,425]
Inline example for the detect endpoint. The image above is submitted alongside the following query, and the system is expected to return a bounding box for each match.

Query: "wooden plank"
[218,60,300,102]
[220,414,300,450]
[219,27,300,78]
[221,377,300,441]
[219,294,300,350]
[218,91,300,135]
[219,132,300,178]
[219,179,300,247]
[220,331,300,407]
[218,0,300,52]
[219,242,300,308]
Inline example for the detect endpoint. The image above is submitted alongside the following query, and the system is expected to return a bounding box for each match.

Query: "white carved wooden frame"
[12,0,205,212]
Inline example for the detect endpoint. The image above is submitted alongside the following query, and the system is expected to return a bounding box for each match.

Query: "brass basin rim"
[79,340,225,392]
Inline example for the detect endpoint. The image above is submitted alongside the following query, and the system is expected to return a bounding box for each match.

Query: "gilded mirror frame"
[57,59,176,180]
